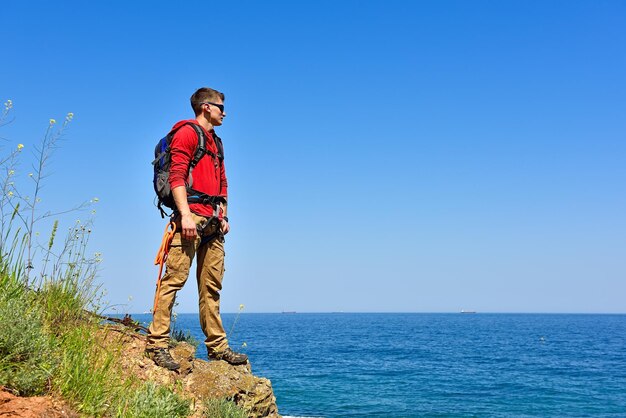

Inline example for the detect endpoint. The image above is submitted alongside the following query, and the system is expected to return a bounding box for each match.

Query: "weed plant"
[171,326,200,348]
[118,382,191,418]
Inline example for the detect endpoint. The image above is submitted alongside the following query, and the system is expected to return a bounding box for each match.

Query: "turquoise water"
[132,313,626,417]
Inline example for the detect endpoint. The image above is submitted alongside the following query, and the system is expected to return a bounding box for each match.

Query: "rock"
[172,343,195,377]
[186,360,280,418]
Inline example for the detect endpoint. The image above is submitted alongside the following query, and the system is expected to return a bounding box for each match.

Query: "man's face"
[203,100,225,126]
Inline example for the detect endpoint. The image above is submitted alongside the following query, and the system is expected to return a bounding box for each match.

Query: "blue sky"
[1,0,625,313]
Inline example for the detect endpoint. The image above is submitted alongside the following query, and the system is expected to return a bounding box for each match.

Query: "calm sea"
[130,313,626,417]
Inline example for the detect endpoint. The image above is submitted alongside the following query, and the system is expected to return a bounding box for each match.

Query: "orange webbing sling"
[152,221,177,315]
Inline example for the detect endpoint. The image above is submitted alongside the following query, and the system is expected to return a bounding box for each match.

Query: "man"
[146,87,247,370]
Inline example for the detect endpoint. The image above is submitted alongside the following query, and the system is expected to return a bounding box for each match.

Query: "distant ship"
[281,311,296,314]
[460,309,477,314]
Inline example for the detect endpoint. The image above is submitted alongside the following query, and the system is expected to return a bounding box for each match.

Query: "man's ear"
[202,104,212,118]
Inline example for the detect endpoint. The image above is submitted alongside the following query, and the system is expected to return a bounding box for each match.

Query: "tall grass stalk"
[0,99,13,127]
[228,304,245,340]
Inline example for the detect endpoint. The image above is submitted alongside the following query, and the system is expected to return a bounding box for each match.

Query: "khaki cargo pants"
[147,213,228,355]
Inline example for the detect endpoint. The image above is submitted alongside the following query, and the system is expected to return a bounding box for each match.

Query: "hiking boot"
[145,347,180,371]
[209,347,248,365]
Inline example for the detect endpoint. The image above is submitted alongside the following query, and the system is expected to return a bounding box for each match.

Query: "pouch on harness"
[152,122,225,218]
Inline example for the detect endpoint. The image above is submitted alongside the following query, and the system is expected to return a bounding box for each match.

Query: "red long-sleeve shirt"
[168,119,227,218]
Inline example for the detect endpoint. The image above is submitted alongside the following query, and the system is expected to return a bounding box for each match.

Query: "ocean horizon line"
[108,311,626,316]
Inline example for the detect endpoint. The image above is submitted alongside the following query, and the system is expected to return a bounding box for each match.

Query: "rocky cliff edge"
[105,325,281,418]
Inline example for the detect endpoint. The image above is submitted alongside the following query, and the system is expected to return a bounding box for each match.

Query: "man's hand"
[172,185,197,240]
[221,219,230,235]
[181,213,197,240]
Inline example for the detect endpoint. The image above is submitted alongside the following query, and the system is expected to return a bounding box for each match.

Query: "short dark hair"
[190,87,225,116]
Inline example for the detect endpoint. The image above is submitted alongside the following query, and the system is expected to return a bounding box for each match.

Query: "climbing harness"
[179,194,226,247]
[198,216,225,247]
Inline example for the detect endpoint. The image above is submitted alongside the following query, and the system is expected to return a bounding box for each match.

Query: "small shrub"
[0,277,55,395]
[171,327,199,348]
[119,382,191,418]
[203,398,248,418]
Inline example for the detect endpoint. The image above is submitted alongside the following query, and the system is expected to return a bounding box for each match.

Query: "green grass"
[117,382,191,418]
[203,398,248,418]
[54,324,117,416]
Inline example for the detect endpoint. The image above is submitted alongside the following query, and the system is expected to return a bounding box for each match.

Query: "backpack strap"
[187,124,222,166]
[187,123,207,179]
[213,132,225,162]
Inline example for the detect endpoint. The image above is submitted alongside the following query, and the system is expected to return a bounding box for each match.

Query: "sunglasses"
[203,102,225,113]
